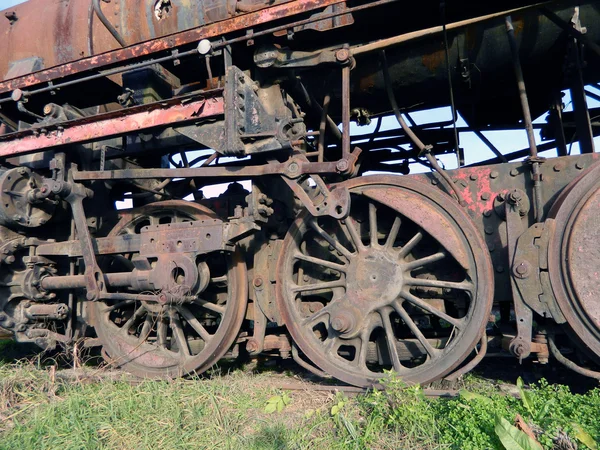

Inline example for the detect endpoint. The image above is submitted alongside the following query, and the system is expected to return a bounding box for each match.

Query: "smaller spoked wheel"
[277,176,493,387]
[91,201,247,378]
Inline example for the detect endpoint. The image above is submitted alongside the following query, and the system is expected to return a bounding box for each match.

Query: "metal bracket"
[282,172,350,219]
[512,219,566,323]
[64,175,106,301]
[505,198,533,360]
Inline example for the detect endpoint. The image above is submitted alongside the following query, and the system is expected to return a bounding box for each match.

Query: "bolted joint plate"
[139,218,259,257]
[512,220,566,323]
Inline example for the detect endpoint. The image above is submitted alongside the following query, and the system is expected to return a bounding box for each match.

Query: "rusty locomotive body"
[0,0,599,385]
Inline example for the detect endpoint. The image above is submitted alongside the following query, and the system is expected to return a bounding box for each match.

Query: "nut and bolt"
[335,48,350,62]
[514,261,530,278]
[509,190,523,203]
[331,317,348,332]
[246,339,259,353]
[336,159,349,172]
[510,168,519,177]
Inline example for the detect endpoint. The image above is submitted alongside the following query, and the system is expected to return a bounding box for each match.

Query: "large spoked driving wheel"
[90,201,247,378]
[277,176,493,387]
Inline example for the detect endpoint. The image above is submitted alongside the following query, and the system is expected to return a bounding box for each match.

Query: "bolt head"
[246,339,259,353]
[331,317,345,332]
[335,48,350,62]
[336,159,349,172]
[197,39,212,55]
[253,277,263,288]
[11,88,23,102]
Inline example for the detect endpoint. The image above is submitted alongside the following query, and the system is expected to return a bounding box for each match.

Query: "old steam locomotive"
[0,0,599,386]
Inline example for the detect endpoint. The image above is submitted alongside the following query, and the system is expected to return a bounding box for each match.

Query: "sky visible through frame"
[1,0,599,201]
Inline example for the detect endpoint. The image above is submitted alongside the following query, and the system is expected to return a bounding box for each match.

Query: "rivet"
[487,242,495,252]
[431,178,438,185]
[496,265,504,273]
[490,171,499,179]
[576,161,585,170]
[483,210,492,217]
[484,226,494,235]
[481,192,490,201]
[510,169,519,176]
[470,174,477,181]
[553,163,564,172]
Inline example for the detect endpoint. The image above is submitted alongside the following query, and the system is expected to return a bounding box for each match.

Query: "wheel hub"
[338,247,404,337]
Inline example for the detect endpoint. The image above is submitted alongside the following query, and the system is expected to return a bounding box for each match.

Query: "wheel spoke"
[340,219,364,252]
[405,277,473,292]
[385,216,402,249]
[178,305,212,342]
[120,305,146,333]
[380,309,403,372]
[157,320,168,348]
[291,279,346,294]
[369,203,378,247]
[302,303,334,327]
[392,303,437,357]
[399,291,463,329]
[309,219,354,261]
[398,231,423,258]
[294,252,347,273]
[169,309,191,357]
[103,299,134,313]
[403,252,446,271]
[195,298,226,315]
[137,315,153,344]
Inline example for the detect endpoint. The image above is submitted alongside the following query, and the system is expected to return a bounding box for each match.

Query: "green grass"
[0,360,598,450]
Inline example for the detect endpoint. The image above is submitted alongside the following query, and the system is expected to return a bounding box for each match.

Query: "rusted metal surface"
[86,201,249,378]
[0,0,350,95]
[0,95,224,157]
[276,176,494,387]
[3,0,600,386]
[548,160,600,361]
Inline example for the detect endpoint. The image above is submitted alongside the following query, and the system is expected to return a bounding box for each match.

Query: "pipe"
[317,92,331,163]
[341,64,351,159]
[505,17,538,159]
[92,0,126,48]
[351,1,552,56]
[548,334,600,380]
[505,15,544,223]
[381,50,467,206]
[444,333,488,381]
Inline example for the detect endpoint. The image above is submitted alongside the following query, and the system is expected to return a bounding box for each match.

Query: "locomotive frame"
[0,0,599,386]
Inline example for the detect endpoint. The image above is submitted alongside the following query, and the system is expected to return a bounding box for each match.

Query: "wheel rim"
[276,176,493,387]
[91,201,247,378]
[549,162,600,359]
